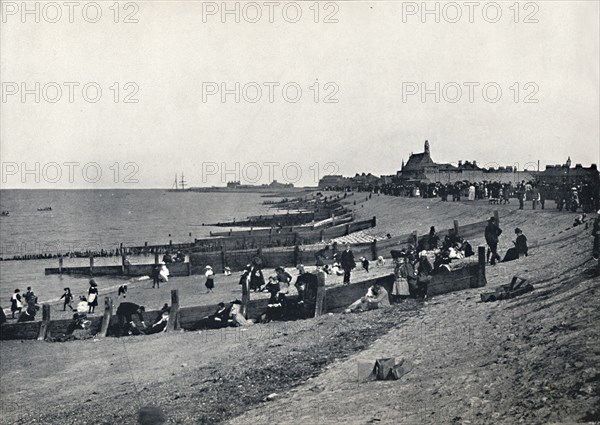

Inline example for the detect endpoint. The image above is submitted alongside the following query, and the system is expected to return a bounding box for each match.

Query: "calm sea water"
[0,189,279,305]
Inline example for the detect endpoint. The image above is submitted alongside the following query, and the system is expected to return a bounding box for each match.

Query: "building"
[318,175,351,189]
[395,140,535,184]
[538,158,599,186]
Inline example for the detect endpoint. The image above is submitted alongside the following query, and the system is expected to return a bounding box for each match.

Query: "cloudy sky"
[1,0,598,188]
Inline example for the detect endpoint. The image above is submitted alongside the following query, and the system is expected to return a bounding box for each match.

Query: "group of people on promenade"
[323,178,599,214]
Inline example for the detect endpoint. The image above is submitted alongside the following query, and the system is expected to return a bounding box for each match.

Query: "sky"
[1,0,599,188]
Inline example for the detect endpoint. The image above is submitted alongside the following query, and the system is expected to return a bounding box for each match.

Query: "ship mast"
[180,173,186,190]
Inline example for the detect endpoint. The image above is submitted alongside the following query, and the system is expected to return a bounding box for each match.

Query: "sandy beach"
[1,194,598,424]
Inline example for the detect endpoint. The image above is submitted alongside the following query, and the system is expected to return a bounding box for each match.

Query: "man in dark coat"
[485,217,503,265]
[340,244,356,285]
[116,302,146,336]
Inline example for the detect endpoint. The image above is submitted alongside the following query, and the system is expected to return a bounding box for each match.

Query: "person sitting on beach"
[145,308,171,335]
[344,282,390,313]
[229,300,253,327]
[193,302,230,330]
[249,265,265,292]
[315,245,332,267]
[265,276,280,297]
[116,302,146,336]
[433,250,452,274]
[295,264,318,303]
[224,267,232,276]
[17,297,39,322]
[76,296,88,314]
[360,257,370,272]
[503,228,529,262]
[574,213,587,227]
[462,240,475,257]
[162,252,173,264]
[275,266,292,296]
[175,251,186,263]
[60,287,75,311]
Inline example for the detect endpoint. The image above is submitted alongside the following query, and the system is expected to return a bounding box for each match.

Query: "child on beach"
[205,265,215,293]
[60,287,74,311]
[10,289,23,318]
[87,280,98,314]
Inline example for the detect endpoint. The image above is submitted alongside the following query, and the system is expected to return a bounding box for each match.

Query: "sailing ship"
[168,173,189,192]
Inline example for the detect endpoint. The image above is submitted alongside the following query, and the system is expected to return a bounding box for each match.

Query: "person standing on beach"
[10,289,23,318]
[484,217,503,265]
[23,287,34,305]
[340,243,356,285]
[60,287,75,311]
[87,279,99,314]
[205,265,215,293]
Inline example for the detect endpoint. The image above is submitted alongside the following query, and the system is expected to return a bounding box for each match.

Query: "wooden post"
[314,269,327,317]
[345,224,350,236]
[166,289,180,332]
[371,216,377,228]
[37,304,50,341]
[89,256,94,276]
[154,251,159,264]
[187,260,192,276]
[98,297,113,337]
[320,229,324,242]
[121,251,126,273]
[453,220,459,237]
[241,275,250,318]
[477,246,487,287]
[58,256,63,274]
[370,240,378,261]
[412,231,418,248]
[494,210,499,227]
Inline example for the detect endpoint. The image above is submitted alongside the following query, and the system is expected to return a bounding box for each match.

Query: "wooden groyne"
[43,212,496,278]
[3,251,487,341]
[45,258,192,277]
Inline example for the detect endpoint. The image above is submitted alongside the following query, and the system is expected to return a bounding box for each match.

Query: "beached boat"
[1,210,9,216]
[37,207,52,211]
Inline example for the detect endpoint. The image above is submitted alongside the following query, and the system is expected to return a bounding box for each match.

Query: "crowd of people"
[324,178,599,214]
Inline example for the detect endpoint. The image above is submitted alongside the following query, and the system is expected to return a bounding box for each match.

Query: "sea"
[0,189,281,307]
